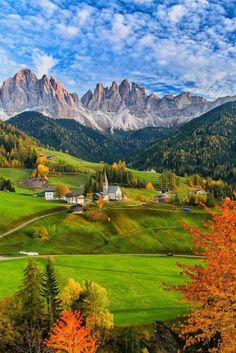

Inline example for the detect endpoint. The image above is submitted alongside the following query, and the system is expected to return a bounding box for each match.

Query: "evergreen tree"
[41,258,62,328]
[206,192,216,208]
[19,258,44,326]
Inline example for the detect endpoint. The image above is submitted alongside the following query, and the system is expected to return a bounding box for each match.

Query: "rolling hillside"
[133,101,236,184]
[0,203,210,256]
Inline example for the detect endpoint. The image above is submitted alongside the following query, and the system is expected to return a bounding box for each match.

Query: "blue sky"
[0,0,235,99]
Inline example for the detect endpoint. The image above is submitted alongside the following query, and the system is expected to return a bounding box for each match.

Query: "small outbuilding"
[69,204,84,214]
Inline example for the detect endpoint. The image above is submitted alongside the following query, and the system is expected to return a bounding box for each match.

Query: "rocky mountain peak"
[95,83,104,94]
[14,68,37,80]
[1,68,235,132]
[119,79,130,100]
[111,81,119,92]
[0,68,96,126]
[131,82,146,94]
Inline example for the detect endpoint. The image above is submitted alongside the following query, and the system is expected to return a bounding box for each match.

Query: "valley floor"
[0,254,198,326]
[0,163,208,327]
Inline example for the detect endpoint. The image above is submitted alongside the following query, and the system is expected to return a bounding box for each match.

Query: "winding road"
[0,209,67,239]
[0,253,204,262]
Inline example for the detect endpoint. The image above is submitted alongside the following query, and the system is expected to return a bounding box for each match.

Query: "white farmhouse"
[44,186,56,200]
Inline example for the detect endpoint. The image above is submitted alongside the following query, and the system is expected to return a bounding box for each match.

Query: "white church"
[94,173,124,201]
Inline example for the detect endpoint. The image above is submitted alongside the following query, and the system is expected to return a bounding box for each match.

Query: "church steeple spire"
[103,172,109,195]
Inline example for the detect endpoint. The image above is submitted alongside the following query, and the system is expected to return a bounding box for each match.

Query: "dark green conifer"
[41,258,62,328]
[19,258,44,326]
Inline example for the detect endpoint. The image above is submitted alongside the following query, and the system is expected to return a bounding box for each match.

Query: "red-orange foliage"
[174,199,236,353]
[97,196,104,211]
[45,310,98,353]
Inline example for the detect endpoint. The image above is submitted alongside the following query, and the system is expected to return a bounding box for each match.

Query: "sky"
[0,0,235,100]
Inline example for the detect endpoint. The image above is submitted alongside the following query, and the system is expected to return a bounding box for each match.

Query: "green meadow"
[0,168,31,182]
[0,255,198,326]
[0,204,209,255]
[0,192,65,234]
[49,173,89,190]
[39,147,101,173]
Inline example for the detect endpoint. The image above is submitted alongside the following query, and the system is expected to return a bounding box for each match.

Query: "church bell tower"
[103,172,109,195]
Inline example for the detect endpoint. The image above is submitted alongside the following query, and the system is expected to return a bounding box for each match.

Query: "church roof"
[108,185,120,193]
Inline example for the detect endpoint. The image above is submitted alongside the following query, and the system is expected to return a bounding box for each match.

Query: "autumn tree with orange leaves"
[45,310,98,353]
[174,197,236,353]
[97,196,104,211]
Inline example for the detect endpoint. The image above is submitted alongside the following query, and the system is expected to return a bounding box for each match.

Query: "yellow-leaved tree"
[146,181,155,190]
[61,278,82,310]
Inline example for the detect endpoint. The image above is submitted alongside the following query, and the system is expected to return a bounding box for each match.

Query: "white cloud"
[133,0,153,4]
[139,34,155,47]
[32,50,58,77]
[56,23,79,38]
[168,4,186,23]
[108,14,131,43]
[36,0,58,15]
[0,49,25,85]
[77,5,95,27]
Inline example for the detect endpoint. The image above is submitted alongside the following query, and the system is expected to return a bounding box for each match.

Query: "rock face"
[81,80,236,130]
[0,68,101,130]
[0,68,235,131]
[152,321,182,353]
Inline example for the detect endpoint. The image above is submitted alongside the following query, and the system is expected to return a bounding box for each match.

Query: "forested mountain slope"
[9,111,170,163]
[0,120,38,168]
[132,101,236,184]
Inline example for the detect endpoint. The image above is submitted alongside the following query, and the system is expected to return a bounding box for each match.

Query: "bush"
[31,226,50,240]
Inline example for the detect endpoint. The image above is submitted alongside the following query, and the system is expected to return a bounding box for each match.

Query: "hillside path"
[0,253,204,261]
[0,209,67,239]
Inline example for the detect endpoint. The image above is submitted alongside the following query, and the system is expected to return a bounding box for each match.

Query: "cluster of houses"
[44,173,125,210]
[44,186,85,205]
[154,189,171,203]
[44,172,208,211]
[44,186,86,214]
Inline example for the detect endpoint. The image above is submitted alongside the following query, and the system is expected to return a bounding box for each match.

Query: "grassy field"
[0,255,198,326]
[0,203,210,255]
[49,173,89,190]
[123,187,158,200]
[0,168,31,182]
[39,147,101,173]
[0,192,65,234]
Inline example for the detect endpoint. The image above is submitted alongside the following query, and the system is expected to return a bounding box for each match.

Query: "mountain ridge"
[0,68,102,130]
[1,68,236,131]
[81,80,236,130]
